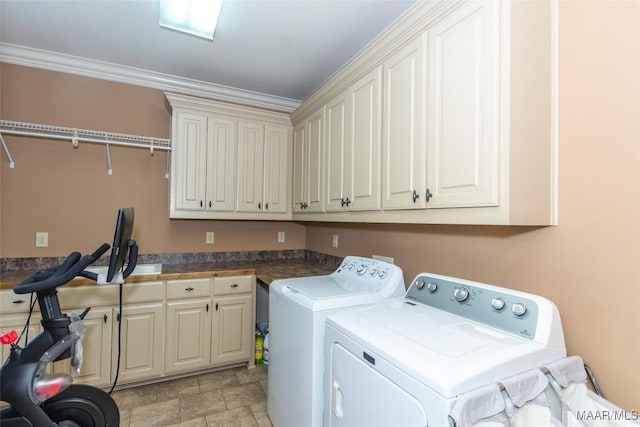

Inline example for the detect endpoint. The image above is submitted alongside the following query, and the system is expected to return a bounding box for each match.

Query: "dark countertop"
[0,260,337,290]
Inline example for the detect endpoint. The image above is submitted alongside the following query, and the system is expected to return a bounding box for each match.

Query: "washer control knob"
[415,280,425,290]
[426,282,438,293]
[347,263,355,271]
[369,268,378,276]
[512,303,527,316]
[453,287,469,302]
[378,270,387,279]
[491,298,506,311]
[356,264,366,275]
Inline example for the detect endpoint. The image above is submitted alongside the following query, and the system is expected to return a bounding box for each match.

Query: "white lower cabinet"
[0,311,42,365]
[116,301,164,384]
[165,278,212,375]
[54,306,113,388]
[211,276,255,367]
[3,274,255,389]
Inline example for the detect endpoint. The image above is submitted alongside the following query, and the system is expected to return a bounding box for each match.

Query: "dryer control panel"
[405,273,562,344]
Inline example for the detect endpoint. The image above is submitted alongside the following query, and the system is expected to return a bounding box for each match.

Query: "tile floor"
[112,364,272,427]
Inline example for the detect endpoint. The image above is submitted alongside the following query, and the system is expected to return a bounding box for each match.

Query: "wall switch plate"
[372,254,394,264]
[332,234,339,248]
[36,232,48,248]
[277,231,285,243]
[205,232,215,244]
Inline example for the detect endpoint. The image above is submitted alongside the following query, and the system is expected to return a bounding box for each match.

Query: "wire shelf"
[0,120,171,151]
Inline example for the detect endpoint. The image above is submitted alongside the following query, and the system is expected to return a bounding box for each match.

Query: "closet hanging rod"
[0,120,171,151]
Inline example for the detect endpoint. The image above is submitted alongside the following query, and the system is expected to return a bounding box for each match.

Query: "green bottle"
[255,331,264,365]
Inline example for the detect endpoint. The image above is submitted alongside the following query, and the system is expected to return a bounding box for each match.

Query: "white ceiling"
[0,0,417,109]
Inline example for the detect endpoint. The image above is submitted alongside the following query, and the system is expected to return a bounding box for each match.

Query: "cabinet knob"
[12,299,25,304]
[258,202,262,210]
[230,283,239,288]
[209,201,212,208]
[412,190,419,203]
[185,287,194,291]
[200,200,203,208]
[265,203,269,210]
[425,189,433,202]
[103,314,108,323]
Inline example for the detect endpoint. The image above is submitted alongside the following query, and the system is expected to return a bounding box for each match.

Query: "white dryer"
[324,273,566,427]
[268,256,405,427]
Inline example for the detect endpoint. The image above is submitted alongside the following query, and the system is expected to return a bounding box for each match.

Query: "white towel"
[501,369,561,427]
[546,355,587,388]
[449,383,508,427]
[502,369,549,408]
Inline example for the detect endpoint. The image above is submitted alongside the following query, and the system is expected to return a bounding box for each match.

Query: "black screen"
[106,207,135,282]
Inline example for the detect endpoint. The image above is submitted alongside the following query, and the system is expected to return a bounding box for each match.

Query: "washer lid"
[287,276,376,299]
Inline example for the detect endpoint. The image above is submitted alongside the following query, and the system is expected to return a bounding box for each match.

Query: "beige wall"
[0,65,305,257]
[0,0,638,412]
[306,1,640,411]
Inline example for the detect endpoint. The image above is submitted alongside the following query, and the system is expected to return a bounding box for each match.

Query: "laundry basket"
[449,356,639,427]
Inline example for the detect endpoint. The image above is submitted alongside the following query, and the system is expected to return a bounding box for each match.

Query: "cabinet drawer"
[58,281,165,308]
[167,278,212,300]
[213,275,254,296]
[0,290,35,314]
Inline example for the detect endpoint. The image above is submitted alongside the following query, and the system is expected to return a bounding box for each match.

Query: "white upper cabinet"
[326,67,382,212]
[325,91,349,211]
[206,116,237,212]
[293,107,325,213]
[290,0,558,225]
[171,110,210,212]
[426,0,499,209]
[381,35,427,210]
[237,121,290,214]
[166,93,292,220]
[171,109,236,215]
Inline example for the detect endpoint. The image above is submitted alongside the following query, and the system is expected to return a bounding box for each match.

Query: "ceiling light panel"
[159,0,223,40]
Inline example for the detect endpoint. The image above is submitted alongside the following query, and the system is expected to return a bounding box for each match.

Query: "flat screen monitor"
[106,207,135,282]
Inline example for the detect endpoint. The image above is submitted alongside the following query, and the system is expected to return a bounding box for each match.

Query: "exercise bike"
[0,207,138,426]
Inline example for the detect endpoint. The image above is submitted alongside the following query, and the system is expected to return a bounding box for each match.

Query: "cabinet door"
[306,107,325,212]
[325,91,350,212]
[165,298,212,374]
[349,67,382,211]
[173,110,208,211]
[427,1,499,208]
[54,307,113,388]
[206,116,237,212]
[292,121,306,212]
[115,302,163,384]
[237,121,265,213]
[382,34,427,210]
[263,125,291,213]
[211,294,252,366]
[0,314,42,364]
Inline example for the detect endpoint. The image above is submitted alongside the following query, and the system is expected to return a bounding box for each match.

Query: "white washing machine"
[268,256,405,427]
[324,272,567,427]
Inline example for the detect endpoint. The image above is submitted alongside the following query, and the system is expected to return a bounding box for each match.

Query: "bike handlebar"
[13,243,111,295]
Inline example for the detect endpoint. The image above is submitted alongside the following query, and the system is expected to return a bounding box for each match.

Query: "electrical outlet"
[278,232,285,243]
[205,231,215,244]
[35,232,48,248]
[332,234,339,248]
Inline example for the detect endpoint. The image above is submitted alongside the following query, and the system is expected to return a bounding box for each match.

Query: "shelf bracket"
[0,133,16,168]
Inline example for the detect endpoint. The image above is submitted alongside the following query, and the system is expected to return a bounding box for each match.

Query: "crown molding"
[0,43,301,113]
